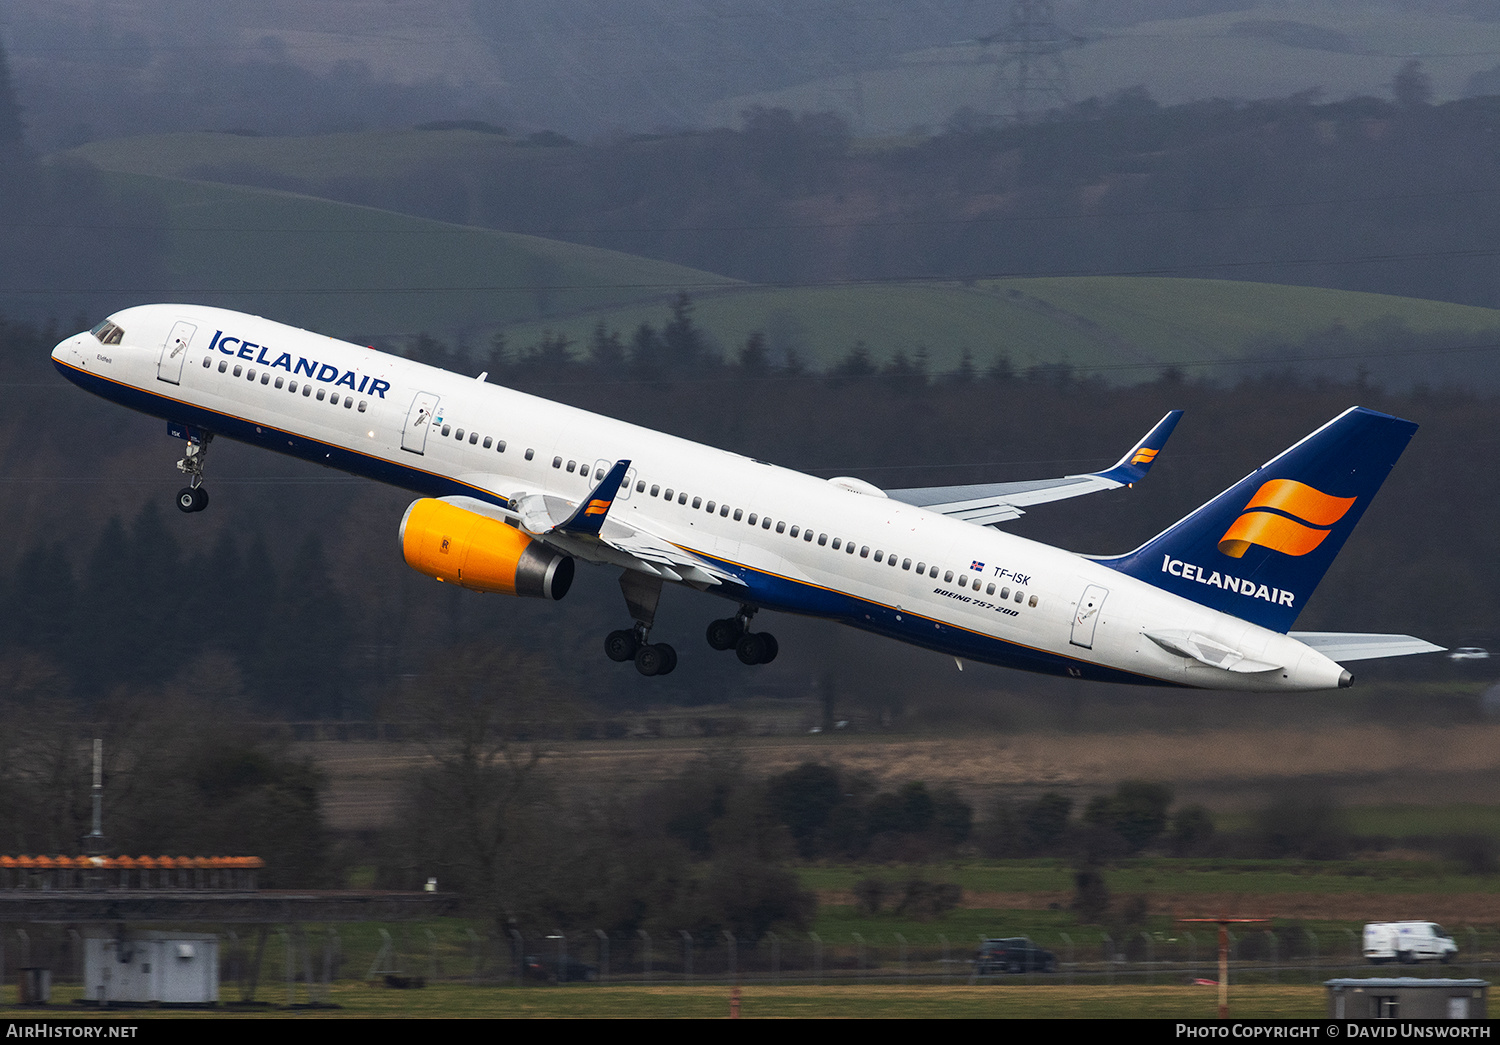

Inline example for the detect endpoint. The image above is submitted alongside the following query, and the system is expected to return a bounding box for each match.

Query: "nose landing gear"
[174,430,213,513]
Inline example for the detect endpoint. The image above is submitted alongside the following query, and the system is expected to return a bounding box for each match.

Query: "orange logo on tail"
[1130,447,1159,466]
[583,498,611,517]
[1217,479,1355,559]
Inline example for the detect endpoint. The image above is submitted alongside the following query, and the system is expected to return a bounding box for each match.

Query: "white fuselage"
[52,304,1349,690]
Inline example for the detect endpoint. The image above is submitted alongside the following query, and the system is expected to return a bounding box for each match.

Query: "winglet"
[556,460,631,537]
[1093,410,1183,486]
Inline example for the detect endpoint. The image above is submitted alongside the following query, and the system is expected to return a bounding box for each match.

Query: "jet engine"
[399,498,574,599]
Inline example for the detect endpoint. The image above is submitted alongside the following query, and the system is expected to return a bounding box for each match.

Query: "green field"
[90,169,735,342]
[7,983,1325,1019]
[68,131,1500,370]
[495,276,1500,376]
[701,3,1500,133]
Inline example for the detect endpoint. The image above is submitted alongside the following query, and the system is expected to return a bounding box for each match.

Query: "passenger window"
[831,538,841,550]
[553,457,562,468]
[218,361,228,373]
[274,376,284,389]
[916,562,926,574]
[692,497,702,509]
[944,570,953,582]
[804,530,814,542]
[566,461,576,473]
[1000,587,1010,599]
[705,501,715,513]
[344,397,353,408]
[664,489,674,501]
[860,546,869,558]
[902,558,911,570]
[874,550,883,562]
[987,583,995,595]
[233,365,242,377]
[288,380,297,392]
[748,513,757,526]
[455,428,465,440]
[1015,590,1024,603]
[202,357,211,368]
[818,534,827,546]
[678,492,687,505]
[247,368,256,381]
[733,509,743,521]
[596,467,605,480]
[302,385,311,396]
[775,521,785,533]
[651,485,661,497]
[498,441,507,453]
[762,517,772,529]
[330,394,339,406]
[358,401,367,412]
[958,575,968,587]
[789,525,799,538]
[483,436,492,448]
[469,432,479,444]
[524,448,534,460]
[261,373,270,385]
[1029,595,1039,607]
[441,424,451,436]
[636,481,645,493]
[720,505,730,517]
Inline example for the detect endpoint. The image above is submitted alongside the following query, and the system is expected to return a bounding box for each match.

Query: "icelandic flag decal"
[970,560,984,571]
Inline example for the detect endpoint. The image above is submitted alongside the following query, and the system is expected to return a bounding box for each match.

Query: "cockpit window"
[90,320,124,345]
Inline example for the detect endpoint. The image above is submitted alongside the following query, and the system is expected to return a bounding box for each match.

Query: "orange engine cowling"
[399,498,574,600]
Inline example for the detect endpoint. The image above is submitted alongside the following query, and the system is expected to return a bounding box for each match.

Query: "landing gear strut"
[605,572,677,676]
[174,431,213,513]
[706,605,778,665]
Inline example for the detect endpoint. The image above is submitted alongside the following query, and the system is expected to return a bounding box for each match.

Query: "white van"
[1363,921,1457,964]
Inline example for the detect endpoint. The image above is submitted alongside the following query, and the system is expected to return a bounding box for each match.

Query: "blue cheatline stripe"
[58,359,1181,687]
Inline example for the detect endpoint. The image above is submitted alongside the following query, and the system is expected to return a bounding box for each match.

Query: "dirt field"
[297,722,1500,831]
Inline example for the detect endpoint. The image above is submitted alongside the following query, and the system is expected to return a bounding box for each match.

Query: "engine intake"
[400,498,574,600]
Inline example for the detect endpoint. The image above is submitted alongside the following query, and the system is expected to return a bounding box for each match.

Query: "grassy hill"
[87,167,735,343]
[703,3,1500,134]
[71,131,1500,377]
[495,276,1500,379]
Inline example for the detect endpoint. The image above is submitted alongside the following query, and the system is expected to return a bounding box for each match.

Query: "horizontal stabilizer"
[888,410,1182,527]
[1290,632,1446,662]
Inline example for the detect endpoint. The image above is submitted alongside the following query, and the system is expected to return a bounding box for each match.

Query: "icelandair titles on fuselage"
[1160,555,1296,608]
[210,331,391,398]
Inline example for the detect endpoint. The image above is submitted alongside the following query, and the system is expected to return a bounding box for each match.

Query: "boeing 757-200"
[52,305,1442,687]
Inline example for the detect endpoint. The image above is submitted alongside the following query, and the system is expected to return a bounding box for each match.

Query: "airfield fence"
[4,924,1498,997]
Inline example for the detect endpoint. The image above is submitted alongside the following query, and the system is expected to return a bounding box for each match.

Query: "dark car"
[973,937,1058,974]
[523,953,599,983]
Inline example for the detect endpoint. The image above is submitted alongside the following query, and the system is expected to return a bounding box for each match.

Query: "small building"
[1326,978,1487,1019]
[83,930,219,1005]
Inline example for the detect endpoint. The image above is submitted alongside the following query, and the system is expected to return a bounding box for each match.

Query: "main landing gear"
[604,572,678,676]
[174,431,213,513]
[603,578,780,677]
[706,605,778,665]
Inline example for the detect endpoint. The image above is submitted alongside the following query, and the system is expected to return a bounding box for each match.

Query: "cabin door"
[402,392,441,454]
[1070,584,1109,649]
[157,321,197,384]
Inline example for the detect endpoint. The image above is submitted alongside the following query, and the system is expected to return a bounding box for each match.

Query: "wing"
[886,410,1183,527]
[1290,632,1446,662]
[441,460,735,589]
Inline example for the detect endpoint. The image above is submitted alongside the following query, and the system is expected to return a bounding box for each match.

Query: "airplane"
[52,304,1442,689]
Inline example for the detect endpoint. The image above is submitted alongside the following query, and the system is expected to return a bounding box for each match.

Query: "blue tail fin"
[1098,407,1417,632]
